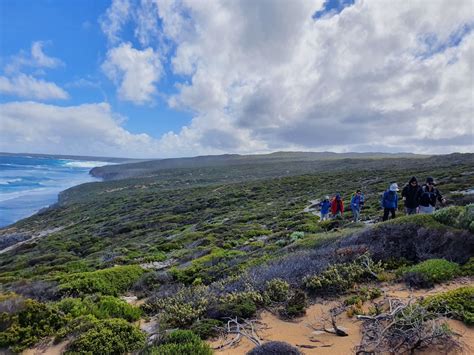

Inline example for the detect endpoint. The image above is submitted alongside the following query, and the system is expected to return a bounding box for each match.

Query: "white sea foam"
[0,178,22,185]
[61,160,114,168]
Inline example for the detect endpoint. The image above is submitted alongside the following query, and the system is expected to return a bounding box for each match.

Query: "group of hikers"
[318,176,445,223]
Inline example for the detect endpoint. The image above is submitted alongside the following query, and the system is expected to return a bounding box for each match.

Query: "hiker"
[401,176,422,215]
[351,190,363,222]
[319,196,331,221]
[382,183,399,221]
[418,177,445,214]
[331,194,344,218]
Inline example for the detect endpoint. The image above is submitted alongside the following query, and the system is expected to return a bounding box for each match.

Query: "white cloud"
[5,41,63,74]
[0,101,158,158]
[102,42,162,104]
[0,74,69,100]
[144,0,473,155]
[99,0,131,45]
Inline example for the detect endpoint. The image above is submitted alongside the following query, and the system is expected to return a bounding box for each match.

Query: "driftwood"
[355,298,462,355]
[213,317,264,350]
[307,306,349,337]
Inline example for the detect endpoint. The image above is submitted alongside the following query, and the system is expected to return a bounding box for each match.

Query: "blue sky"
[0,0,472,158]
[0,0,191,139]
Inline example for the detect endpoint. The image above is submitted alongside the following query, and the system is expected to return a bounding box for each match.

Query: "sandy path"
[210,300,362,355]
[210,278,474,355]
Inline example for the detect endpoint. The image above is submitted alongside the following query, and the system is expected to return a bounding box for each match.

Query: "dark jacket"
[418,185,443,207]
[382,190,398,209]
[401,184,422,208]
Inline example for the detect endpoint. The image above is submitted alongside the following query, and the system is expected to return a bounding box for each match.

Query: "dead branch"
[355,299,462,354]
[212,317,263,350]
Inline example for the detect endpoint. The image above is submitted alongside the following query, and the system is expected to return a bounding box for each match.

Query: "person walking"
[401,176,421,215]
[331,194,344,218]
[351,190,363,222]
[319,196,331,221]
[382,183,399,221]
[418,177,445,214]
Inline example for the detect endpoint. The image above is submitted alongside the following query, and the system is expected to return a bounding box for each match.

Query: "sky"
[0,0,472,158]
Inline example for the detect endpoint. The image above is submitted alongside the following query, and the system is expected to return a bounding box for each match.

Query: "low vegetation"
[0,153,473,353]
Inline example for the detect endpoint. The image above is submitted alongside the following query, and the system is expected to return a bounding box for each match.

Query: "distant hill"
[89,151,432,181]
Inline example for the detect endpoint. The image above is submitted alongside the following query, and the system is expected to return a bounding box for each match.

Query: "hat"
[335,193,341,200]
[409,176,418,184]
[426,177,436,185]
[325,195,329,200]
[389,183,399,192]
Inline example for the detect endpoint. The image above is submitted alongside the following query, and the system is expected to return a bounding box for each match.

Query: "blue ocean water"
[0,155,110,227]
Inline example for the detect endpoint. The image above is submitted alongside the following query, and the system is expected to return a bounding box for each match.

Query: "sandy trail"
[210,278,474,355]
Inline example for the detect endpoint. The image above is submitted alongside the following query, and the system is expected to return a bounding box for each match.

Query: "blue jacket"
[382,190,398,209]
[351,195,362,211]
[320,200,331,214]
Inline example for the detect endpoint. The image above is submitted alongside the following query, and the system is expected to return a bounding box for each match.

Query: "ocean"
[0,155,112,228]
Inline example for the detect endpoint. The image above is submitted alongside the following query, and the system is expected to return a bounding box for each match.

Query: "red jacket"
[331,198,344,215]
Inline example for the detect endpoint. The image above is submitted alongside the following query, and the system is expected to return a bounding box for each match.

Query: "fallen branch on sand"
[355,298,462,354]
[307,308,349,337]
[213,318,264,350]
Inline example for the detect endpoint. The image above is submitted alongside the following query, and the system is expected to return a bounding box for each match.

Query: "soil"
[209,278,474,355]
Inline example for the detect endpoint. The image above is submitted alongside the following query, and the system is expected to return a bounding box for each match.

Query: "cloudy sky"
[0,0,472,158]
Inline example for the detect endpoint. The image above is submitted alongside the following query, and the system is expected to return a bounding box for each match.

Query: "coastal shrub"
[339,219,474,264]
[59,265,145,296]
[345,286,382,305]
[402,259,460,287]
[55,314,98,341]
[149,330,212,355]
[304,256,382,294]
[65,318,145,354]
[132,271,173,297]
[170,248,246,285]
[280,289,307,319]
[215,291,264,319]
[461,257,474,276]
[9,280,59,301]
[433,206,464,227]
[247,341,302,354]
[264,278,290,303]
[190,318,222,339]
[423,286,474,325]
[0,299,65,352]
[144,286,209,328]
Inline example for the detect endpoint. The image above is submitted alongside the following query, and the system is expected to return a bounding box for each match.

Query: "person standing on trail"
[331,194,344,218]
[402,176,422,215]
[418,177,446,214]
[351,190,363,222]
[382,183,399,221]
[319,196,331,221]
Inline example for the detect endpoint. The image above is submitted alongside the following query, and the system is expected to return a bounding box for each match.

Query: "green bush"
[433,206,464,227]
[149,330,213,355]
[190,318,222,339]
[217,291,264,319]
[0,299,65,352]
[56,296,141,322]
[265,278,290,303]
[461,257,474,276]
[65,318,145,354]
[280,289,307,318]
[403,259,460,284]
[433,204,474,231]
[94,296,142,321]
[59,265,145,296]
[304,255,382,294]
[423,286,474,325]
[145,286,209,328]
